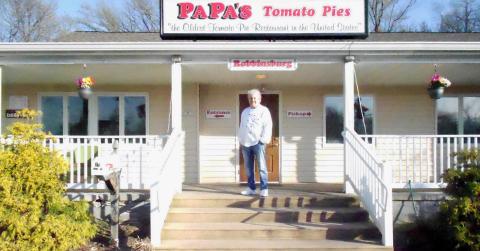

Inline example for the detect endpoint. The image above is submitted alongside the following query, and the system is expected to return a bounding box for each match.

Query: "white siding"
[199,85,238,183]
[182,84,199,183]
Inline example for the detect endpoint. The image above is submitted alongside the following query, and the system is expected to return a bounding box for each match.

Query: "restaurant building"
[1,0,480,247]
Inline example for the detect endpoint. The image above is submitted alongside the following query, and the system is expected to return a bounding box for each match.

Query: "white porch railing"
[150,129,184,248]
[44,135,167,190]
[344,128,393,246]
[361,135,480,189]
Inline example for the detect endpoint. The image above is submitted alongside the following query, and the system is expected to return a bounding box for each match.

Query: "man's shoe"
[260,189,268,197]
[241,188,256,196]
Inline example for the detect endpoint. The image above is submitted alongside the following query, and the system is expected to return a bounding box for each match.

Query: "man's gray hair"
[247,89,261,98]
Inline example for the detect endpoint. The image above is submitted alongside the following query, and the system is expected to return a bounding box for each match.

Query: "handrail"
[150,129,184,248]
[362,134,480,138]
[360,134,479,188]
[344,127,393,246]
[39,135,167,189]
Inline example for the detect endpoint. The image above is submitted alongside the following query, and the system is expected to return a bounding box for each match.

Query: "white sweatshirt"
[238,104,273,147]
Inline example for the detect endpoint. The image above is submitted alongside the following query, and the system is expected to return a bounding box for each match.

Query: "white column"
[171,56,182,131]
[0,66,2,134]
[382,162,394,246]
[344,56,355,131]
[344,56,355,194]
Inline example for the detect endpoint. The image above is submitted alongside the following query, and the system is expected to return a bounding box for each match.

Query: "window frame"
[435,94,480,135]
[38,92,149,136]
[323,94,376,145]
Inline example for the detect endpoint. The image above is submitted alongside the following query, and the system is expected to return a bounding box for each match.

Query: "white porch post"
[0,66,2,134]
[171,56,183,195]
[171,56,182,131]
[344,56,355,194]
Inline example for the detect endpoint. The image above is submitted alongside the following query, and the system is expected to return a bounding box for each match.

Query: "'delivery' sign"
[160,0,368,39]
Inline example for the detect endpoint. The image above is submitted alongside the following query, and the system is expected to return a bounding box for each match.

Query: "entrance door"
[239,94,280,182]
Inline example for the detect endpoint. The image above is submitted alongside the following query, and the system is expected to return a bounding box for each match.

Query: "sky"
[56,0,450,31]
[409,0,449,30]
[57,1,122,16]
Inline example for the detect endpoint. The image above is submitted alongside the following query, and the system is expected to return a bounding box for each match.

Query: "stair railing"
[150,129,185,248]
[344,127,393,246]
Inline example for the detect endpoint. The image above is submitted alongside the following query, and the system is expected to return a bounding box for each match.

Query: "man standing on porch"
[239,89,273,197]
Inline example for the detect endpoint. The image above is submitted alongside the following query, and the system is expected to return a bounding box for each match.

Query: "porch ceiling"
[3,62,479,86]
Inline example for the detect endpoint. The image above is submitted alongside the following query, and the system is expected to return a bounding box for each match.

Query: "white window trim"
[323,94,376,145]
[435,94,480,135]
[38,92,149,136]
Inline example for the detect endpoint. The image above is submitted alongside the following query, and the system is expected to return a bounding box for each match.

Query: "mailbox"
[92,153,120,180]
[92,140,121,195]
[92,140,121,247]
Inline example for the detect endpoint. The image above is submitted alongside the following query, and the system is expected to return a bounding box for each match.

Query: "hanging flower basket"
[76,76,95,100]
[427,85,445,99]
[427,73,451,100]
[78,87,92,100]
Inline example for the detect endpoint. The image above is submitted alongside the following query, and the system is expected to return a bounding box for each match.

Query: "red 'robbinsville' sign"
[160,0,368,39]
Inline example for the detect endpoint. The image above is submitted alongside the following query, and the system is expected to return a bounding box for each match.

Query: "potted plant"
[76,76,95,100]
[428,73,452,99]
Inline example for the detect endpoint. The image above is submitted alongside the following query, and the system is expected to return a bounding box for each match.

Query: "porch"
[2,34,480,247]
[7,60,472,190]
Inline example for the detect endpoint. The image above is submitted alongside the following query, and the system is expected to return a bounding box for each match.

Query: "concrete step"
[172,192,360,208]
[166,207,369,223]
[157,239,392,250]
[161,222,381,241]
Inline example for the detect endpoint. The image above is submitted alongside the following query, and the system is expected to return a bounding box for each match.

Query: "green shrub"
[0,110,96,251]
[441,149,480,251]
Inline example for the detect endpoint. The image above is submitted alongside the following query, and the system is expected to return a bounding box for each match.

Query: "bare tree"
[369,0,417,32]
[77,1,125,32]
[440,0,480,32]
[123,0,159,32]
[416,21,433,32]
[0,0,62,42]
[77,0,159,32]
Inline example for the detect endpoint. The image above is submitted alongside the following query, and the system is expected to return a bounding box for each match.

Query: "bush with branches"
[441,149,480,251]
[0,110,96,251]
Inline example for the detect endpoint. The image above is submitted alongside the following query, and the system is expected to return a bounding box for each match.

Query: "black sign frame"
[160,0,369,40]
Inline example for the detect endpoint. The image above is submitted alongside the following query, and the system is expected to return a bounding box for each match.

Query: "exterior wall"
[199,85,238,183]
[6,81,480,185]
[181,84,199,183]
[198,84,473,184]
[3,83,199,184]
[2,84,170,134]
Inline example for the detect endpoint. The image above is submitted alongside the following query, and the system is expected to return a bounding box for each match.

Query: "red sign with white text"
[160,0,368,39]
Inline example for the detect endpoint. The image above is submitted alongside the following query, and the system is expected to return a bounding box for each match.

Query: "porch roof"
[1,32,480,65]
[2,33,480,86]
[56,31,480,43]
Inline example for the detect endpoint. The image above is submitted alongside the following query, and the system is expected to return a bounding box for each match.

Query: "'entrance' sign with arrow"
[207,109,232,119]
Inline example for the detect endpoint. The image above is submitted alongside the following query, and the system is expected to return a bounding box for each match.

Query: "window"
[98,96,120,135]
[68,96,89,135]
[437,97,458,134]
[325,96,374,143]
[40,93,148,135]
[41,96,63,135]
[437,96,480,134]
[125,96,146,135]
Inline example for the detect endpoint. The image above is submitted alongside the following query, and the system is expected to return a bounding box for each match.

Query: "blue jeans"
[241,143,268,191]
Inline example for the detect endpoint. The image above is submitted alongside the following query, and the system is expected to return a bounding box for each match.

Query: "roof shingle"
[56,31,480,43]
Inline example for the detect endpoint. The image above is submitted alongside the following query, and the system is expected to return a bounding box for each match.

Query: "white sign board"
[206,109,232,119]
[287,111,312,118]
[161,0,368,39]
[229,59,297,71]
[8,96,28,110]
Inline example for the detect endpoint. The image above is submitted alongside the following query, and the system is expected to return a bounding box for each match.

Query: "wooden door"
[239,94,280,182]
